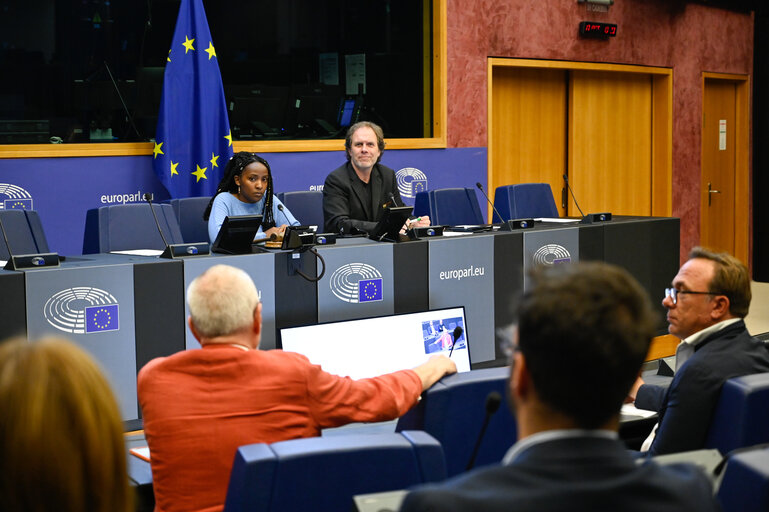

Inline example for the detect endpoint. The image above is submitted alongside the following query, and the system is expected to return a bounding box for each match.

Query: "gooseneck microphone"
[475,182,506,225]
[562,174,585,217]
[466,391,502,471]
[144,192,171,248]
[277,203,291,226]
[448,326,463,358]
[144,193,209,258]
[0,212,60,270]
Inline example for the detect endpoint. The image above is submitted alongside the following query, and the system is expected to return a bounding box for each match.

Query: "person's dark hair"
[344,121,386,163]
[203,151,276,228]
[515,262,657,429]
[688,246,751,318]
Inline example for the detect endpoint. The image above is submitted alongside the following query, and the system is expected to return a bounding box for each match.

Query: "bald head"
[187,265,260,339]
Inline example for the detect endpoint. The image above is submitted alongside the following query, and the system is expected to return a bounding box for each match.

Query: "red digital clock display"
[579,21,617,39]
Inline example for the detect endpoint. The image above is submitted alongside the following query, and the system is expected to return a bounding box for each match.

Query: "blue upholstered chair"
[82,203,184,253]
[168,196,211,243]
[276,190,324,228]
[223,431,446,512]
[717,446,769,512]
[492,183,559,221]
[705,372,769,455]
[0,209,51,260]
[396,367,516,477]
[412,188,484,226]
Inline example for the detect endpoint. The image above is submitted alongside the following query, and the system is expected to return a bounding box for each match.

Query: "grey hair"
[187,265,260,338]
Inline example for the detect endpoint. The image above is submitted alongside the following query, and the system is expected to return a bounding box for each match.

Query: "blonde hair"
[0,337,131,512]
[187,264,261,338]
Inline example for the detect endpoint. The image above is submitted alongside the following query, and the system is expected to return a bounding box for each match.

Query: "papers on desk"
[129,446,151,462]
[441,230,475,237]
[0,260,6,267]
[110,249,164,257]
[621,403,658,419]
[536,218,580,223]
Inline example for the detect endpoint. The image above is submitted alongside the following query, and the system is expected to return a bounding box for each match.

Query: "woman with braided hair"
[204,152,299,242]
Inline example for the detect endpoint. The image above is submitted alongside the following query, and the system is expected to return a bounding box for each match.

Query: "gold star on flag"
[224,130,233,147]
[167,49,171,62]
[192,165,208,182]
[210,152,219,168]
[205,42,216,60]
[170,161,179,176]
[183,36,195,54]
[153,142,164,159]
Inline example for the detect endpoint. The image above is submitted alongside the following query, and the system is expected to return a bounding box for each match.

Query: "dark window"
[0,0,432,144]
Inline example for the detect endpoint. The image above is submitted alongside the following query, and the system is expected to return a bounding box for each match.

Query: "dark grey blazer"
[637,320,769,456]
[399,436,719,512]
[322,162,402,234]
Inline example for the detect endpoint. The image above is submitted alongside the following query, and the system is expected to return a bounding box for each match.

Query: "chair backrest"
[705,372,769,454]
[717,446,769,512]
[169,196,211,243]
[82,203,184,253]
[396,367,516,477]
[223,431,446,512]
[415,188,484,226]
[0,209,51,259]
[276,190,324,228]
[493,183,558,221]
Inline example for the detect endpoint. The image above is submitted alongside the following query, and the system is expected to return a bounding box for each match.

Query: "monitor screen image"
[280,307,471,380]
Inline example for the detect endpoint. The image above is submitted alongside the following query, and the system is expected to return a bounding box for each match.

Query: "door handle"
[707,182,721,206]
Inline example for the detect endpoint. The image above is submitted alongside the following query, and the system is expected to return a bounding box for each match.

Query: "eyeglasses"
[664,287,721,305]
[502,340,522,359]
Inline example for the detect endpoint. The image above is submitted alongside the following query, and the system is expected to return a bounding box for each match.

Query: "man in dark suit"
[631,247,769,455]
[322,121,430,234]
[400,262,719,512]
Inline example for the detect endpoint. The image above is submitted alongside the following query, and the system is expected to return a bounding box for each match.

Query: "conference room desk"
[0,215,679,426]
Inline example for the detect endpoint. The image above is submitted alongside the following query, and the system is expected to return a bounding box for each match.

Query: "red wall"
[446,0,754,258]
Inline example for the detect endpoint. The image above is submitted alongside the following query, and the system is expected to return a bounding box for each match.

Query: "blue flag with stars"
[152,0,233,198]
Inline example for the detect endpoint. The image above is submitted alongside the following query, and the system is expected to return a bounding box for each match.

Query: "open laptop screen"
[280,307,471,380]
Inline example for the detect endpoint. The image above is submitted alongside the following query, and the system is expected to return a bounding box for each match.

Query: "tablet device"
[368,206,412,242]
[211,215,262,254]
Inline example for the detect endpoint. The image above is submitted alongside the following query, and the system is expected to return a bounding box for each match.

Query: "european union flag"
[411,179,428,195]
[358,278,383,303]
[152,0,233,198]
[85,304,119,333]
[4,199,33,210]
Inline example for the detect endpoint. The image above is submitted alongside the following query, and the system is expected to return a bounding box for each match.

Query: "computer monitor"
[280,306,471,380]
[368,205,412,242]
[337,97,360,128]
[211,214,262,254]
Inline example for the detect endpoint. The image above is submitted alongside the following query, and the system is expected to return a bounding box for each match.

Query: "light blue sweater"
[208,192,299,242]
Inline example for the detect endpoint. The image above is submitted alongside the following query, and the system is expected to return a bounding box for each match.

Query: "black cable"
[294,247,326,283]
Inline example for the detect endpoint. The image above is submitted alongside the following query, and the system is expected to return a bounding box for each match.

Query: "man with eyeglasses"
[630,246,769,456]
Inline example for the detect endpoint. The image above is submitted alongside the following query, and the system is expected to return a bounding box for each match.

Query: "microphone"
[276,203,291,226]
[0,212,60,270]
[144,193,209,258]
[448,326,463,358]
[475,182,533,231]
[562,174,612,224]
[387,192,399,208]
[466,391,502,471]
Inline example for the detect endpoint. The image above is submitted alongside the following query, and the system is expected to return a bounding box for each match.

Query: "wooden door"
[568,71,653,216]
[701,79,737,254]
[488,67,567,217]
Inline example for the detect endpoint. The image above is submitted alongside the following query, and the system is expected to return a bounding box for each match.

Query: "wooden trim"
[488,58,672,76]
[0,2,448,159]
[645,334,679,362]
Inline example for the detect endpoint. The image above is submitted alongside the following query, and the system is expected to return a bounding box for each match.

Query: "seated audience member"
[322,121,430,234]
[399,262,719,512]
[0,337,132,512]
[204,151,300,243]
[630,247,769,456]
[138,264,456,512]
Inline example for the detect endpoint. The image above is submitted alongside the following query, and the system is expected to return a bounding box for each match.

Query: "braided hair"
[203,151,276,228]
